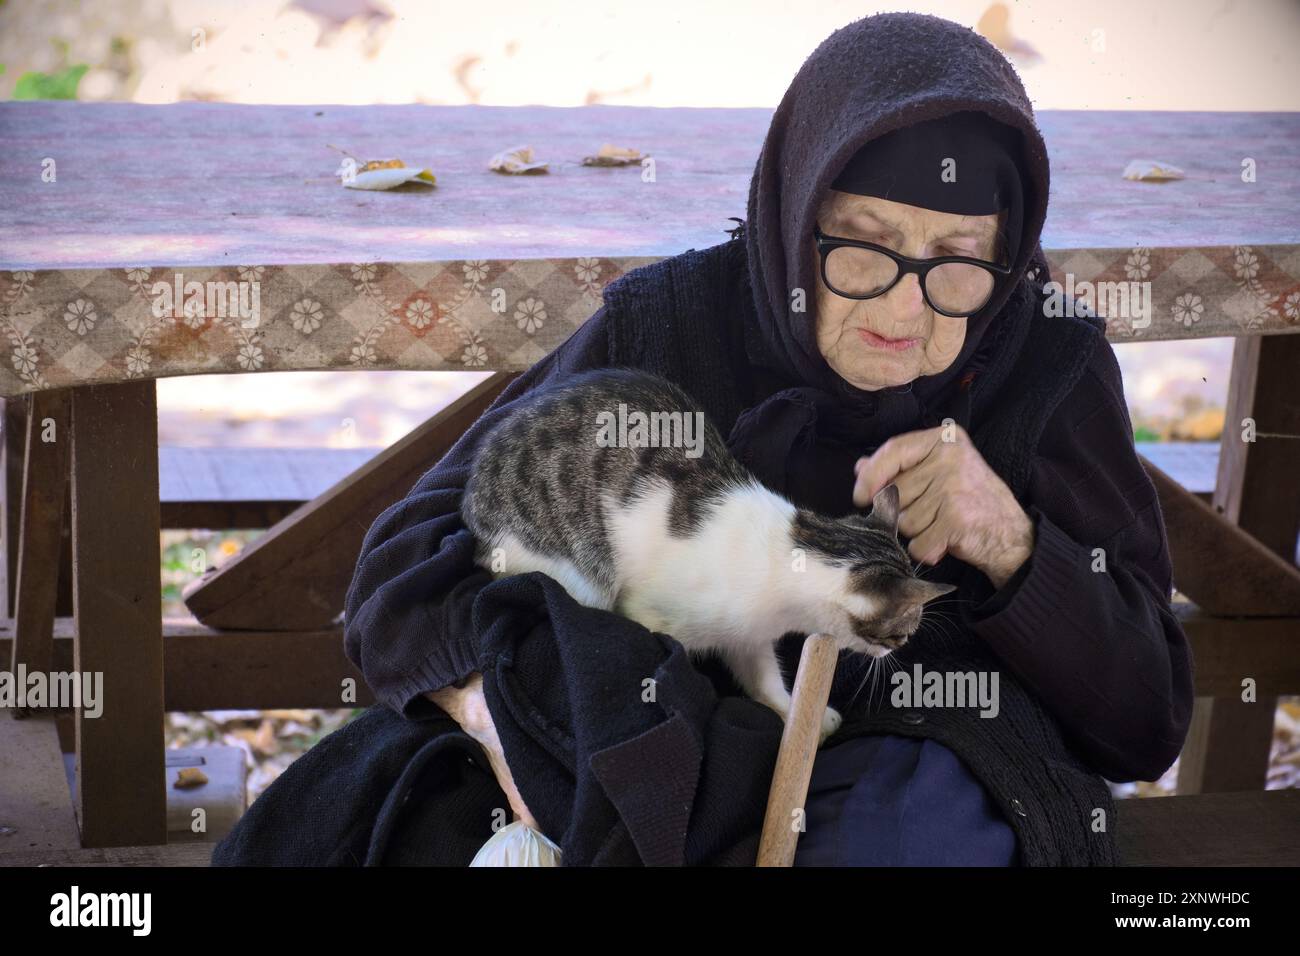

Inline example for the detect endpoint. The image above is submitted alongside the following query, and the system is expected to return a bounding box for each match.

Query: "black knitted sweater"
[341,233,1192,865]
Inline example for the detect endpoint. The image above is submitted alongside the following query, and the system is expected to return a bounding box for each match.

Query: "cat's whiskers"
[918,601,969,653]
[844,645,903,716]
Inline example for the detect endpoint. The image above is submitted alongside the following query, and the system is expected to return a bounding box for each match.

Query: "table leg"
[69,381,165,847]
[2,395,28,618]
[9,390,71,699]
[1177,334,1300,794]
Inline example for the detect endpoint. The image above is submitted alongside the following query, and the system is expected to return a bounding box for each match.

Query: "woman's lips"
[856,328,921,351]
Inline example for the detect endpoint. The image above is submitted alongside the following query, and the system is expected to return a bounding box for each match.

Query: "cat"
[461,367,955,741]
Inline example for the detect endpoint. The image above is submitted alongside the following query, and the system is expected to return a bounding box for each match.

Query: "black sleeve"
[342,306,613,719]
[959,338,1195,782]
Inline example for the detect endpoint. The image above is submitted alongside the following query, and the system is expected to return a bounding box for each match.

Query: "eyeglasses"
[813,224,1012,317]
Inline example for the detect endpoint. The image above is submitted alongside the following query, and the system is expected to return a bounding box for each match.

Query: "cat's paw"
[818,706,843,745]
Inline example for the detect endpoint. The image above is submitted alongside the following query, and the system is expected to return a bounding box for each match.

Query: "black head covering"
[830,109,1024,218]
[726,12,1053,516]
[823,109,1027,390]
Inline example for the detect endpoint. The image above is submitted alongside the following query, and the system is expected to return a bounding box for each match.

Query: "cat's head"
[791,484,956,658]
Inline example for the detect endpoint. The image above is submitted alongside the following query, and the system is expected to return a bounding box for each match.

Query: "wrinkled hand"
[425,673,539,830]
[852,423,1034,590]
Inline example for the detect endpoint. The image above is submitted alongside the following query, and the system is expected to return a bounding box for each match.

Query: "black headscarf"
[726,12,1054,516]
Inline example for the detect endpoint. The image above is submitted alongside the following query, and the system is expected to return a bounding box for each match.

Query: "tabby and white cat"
[462,367,954,740]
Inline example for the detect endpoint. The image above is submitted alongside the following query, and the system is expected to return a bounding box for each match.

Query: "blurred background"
[2,0,1296,800]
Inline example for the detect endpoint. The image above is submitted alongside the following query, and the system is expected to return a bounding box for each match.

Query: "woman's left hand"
[852,423,1035,590]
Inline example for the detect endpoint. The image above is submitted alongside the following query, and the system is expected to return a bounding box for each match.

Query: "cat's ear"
[897,578,957,606]
[867,483,901,535]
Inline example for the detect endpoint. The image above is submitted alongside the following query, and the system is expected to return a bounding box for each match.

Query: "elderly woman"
[341,12,1192,866]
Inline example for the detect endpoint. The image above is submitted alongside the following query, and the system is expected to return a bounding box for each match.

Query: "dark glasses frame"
[813,223,1013,318]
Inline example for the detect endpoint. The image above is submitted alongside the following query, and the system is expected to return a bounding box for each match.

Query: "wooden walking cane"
[756,633,841,866]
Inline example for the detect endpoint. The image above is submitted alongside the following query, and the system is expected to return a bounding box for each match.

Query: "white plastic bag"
[469,820,563,867]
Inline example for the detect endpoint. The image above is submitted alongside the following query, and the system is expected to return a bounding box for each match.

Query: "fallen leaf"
[489,144,549,175]
[343,165,437,191]
[1122,159,1185,182]
[581,143,646,167]
[328,145,437,191]
[174,767,209,789]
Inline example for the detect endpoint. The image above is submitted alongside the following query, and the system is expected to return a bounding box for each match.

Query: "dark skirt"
[792,733,1020,866]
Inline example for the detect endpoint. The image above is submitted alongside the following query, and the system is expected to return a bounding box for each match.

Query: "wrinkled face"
[812,190,1004,391]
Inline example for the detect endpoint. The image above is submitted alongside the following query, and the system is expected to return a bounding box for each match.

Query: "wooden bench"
[1,102,1297,865]
[1,788,1292,867]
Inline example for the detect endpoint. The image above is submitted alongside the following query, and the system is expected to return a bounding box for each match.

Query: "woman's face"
[812,190,1004,391]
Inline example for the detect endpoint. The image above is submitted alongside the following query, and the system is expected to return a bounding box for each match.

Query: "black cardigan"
[340,236,1194,866]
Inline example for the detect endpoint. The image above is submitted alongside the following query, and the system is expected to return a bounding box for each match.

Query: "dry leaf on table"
[581,143,647,167]
[330,147,437,191]
[489,145,549,174]
[1122,159,1185,182]
[344,160,436,190]
[173,767,209,789]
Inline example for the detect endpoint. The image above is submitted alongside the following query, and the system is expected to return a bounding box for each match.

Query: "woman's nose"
[877,270,928,318]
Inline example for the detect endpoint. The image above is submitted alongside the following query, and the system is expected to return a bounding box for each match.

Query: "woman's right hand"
[425,673,540,830]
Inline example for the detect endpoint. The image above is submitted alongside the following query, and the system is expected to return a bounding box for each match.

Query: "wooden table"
[0,105,1297,396]
[0,103,1297,858]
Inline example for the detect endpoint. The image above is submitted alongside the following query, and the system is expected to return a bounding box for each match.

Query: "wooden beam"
[1116,789,1300,866]
[8,390,71,699]
[1143,455,1300,615]
[56,480,73,619]
[0,618,373,712]
[69,381,166,847]
[1178,335,1300,795]
[183,372,518,630]
[1175,604,1300,697]
[1,396,27,618]
[0,607,1290,712]
[0,713,80,854]
[160,622,371,711]
[1177,698,1277,795]
[161,500,302,531]
[1214,334,1300,557]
